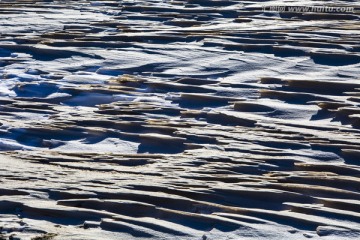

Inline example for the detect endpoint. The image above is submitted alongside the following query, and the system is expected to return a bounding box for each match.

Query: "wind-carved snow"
[0,0,360,239]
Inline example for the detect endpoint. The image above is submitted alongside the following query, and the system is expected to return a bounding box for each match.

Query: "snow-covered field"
[0,0,360,239]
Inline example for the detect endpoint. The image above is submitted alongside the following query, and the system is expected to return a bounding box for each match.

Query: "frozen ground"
[0,0,360,239]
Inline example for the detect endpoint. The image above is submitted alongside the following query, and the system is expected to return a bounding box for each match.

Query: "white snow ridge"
[0,0,360,239]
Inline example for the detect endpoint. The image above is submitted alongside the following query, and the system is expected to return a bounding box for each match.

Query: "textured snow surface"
[0,0,360,239]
